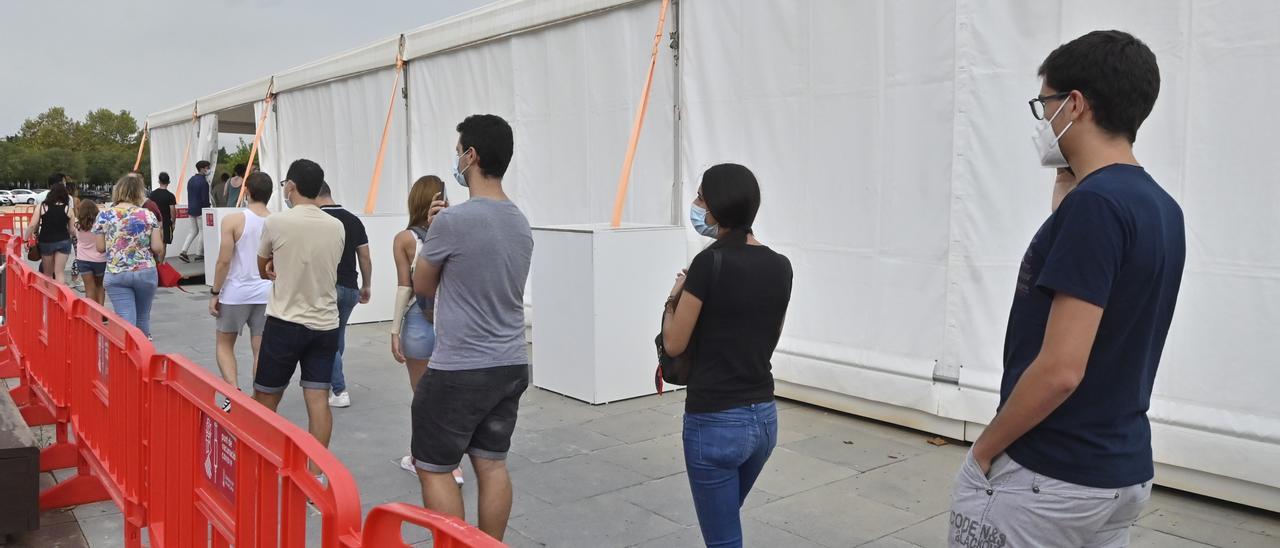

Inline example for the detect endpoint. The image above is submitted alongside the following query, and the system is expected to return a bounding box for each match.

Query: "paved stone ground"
[6,285,1279,547]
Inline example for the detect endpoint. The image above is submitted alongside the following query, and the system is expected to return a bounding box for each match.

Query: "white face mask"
[452,150,470,188]
[1031,98,1074,168]
[689,203,718,238]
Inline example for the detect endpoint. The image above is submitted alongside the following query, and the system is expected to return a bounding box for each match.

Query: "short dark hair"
[245,172,273,204]
[701,163,761,248]
[457,114,514,179]
[47,173,65,186]
[286,159,324,199]
[1038,30,1160,143]
[317,181,332,198]
[45,182,70,205]
[196,160,211,171]
[220,173,230,182]
[158,172,170,184]
[234,163,247,177]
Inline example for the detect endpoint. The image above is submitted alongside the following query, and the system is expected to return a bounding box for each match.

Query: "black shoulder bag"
[654,249,721,392]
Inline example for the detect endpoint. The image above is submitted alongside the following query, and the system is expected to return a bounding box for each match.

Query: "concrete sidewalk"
[11,286,1279,547]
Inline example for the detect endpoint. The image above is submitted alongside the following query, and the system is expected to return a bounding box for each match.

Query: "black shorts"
[411,364,530,472]
[253,317,339,393]
[162,220,174,244]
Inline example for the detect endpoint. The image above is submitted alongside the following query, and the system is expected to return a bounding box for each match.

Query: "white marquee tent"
[148,0,1280,511]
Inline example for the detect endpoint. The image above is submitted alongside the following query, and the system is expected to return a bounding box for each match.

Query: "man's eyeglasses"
[1029,91,1071,120]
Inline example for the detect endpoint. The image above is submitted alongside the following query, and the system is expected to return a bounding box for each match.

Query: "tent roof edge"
[147,0,651,124]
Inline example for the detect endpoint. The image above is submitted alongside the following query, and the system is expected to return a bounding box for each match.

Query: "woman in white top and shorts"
[390,175,461,484]
[210,172,275,394]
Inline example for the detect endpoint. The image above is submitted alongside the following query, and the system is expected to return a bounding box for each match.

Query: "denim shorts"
[253,317,339,393]
[411,364,529,472]
[401,304,436,361]
[38,240,72,256]
[75,260,106,278]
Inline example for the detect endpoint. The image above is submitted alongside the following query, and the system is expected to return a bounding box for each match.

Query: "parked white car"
[0,190,13,206]
[9,189,38,204]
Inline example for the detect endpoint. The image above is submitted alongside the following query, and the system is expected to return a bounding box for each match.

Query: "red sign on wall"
[175,206,189,220]
[201,413,237,504]
[205,212,215,227]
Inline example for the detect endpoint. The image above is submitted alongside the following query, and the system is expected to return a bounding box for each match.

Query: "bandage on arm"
[390,285,414,335]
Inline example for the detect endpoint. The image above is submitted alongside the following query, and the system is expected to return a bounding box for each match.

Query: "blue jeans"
[104,268,158,337]
[683,401,778,548]
[331,284,360,394]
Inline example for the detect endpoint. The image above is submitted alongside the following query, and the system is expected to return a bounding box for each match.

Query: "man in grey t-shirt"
[420,197,531,370]
[411,114,531,542]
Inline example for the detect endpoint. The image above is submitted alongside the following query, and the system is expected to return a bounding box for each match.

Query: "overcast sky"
[0,0,492,137]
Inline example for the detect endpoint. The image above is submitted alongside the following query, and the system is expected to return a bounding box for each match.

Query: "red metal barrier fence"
[0,233,505,547]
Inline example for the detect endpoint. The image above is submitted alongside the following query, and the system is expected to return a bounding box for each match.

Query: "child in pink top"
[74,199,107,304]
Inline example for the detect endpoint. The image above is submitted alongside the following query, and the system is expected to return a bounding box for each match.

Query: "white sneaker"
[397,455,464,486]
[307,473,327,515]
[399,455,418,476]
[328,391,350,408]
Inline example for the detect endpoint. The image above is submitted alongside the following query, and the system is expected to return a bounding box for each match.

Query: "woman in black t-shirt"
[661,163,793,547]
[26,182,75,285]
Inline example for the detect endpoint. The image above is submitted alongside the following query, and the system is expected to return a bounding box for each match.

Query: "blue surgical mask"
[452,151,470,188]
[690,203,718,238]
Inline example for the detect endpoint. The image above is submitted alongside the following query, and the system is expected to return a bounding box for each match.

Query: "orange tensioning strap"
[610,0,670,228]
[236,79,276,207]
[174,108,199,203]
[132,121,148,172]
[364,36,406,215]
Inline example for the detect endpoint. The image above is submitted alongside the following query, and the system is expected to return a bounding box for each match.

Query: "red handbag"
[157,261,183,288]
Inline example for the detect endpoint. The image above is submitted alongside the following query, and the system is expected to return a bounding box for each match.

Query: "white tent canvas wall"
[145,0,1280,512]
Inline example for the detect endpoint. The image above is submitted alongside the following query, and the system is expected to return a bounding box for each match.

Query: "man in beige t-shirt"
[252,159,344,468]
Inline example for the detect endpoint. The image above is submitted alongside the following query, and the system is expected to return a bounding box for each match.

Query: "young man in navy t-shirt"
[949,31,1185,547]
[179,160,212,263]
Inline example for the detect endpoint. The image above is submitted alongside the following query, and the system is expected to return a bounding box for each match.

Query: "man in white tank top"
[209,172,274,400]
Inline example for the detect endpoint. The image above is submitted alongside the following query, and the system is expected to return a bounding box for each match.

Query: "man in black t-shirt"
[948,31,1185,548]
[315,182,370,408]
[149,172,178,245]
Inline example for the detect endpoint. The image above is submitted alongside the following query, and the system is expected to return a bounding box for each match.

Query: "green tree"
[18,107,80,149]
[0,140,17,186]
[14,147,51,186]
[223,138,253,172]
[84,147,133,186]
[42,147,86,182]
[2,106,148,189]
[78,109,140,148]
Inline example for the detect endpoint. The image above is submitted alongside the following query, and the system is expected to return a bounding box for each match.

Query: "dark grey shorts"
[411,364,530,472]
[216,303,267,336]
